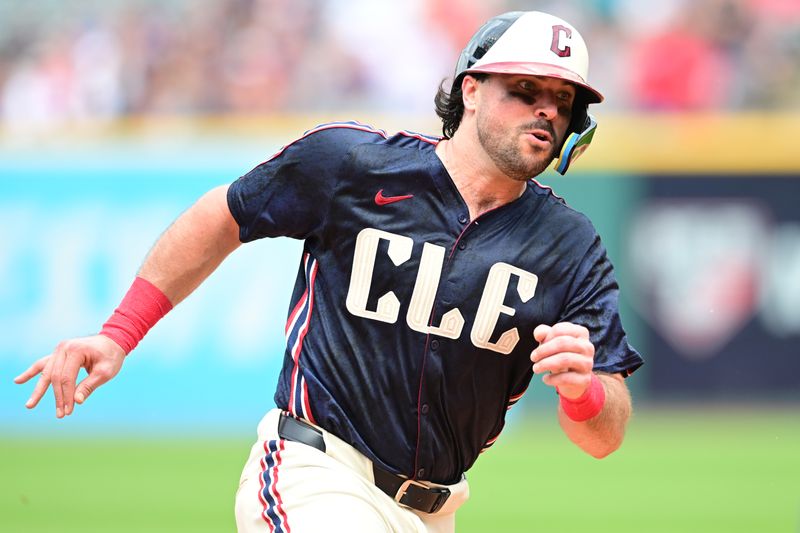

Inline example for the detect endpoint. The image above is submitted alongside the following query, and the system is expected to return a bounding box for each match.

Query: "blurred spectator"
[626,4,735,110]
[322,0,453,111]
[0,0,798,134]
[739,0,800,108]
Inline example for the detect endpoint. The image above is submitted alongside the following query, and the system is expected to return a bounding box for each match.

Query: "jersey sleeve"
[559,230,644,377]
[226,126,355,242]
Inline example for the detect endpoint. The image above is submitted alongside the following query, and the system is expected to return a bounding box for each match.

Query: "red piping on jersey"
[448,224,472,261]
[257,122,446,169]
[298,261,319,424]
[285,288,308,336]
[412,332,432,480]
[448,180,567,260]
[507,384,529,410]
[413,208,530,475]
[447,204,506,260]
[397,130,441,146]
[481,385,532,454]
[529,178,566,203]
[412,208,499,481]
[302,379,316,425]
[286,279,310,413]
[260,122,439,166]
[480,425,503,454]
[484,434,500,447]
[287,254,319,424]
[260,122,389,166]
[509,390,526,402]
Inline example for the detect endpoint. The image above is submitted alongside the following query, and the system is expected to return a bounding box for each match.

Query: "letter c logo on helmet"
[453,11,603,175]
[551,25,572,57]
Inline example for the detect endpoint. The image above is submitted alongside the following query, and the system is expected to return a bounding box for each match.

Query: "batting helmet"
[454,11,602,175]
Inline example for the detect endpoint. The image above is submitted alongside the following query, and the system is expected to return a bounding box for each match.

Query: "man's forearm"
[558,372,632,458]
[138,184,242,305]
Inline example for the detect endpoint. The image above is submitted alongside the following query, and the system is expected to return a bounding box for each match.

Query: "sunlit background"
[1,0,799,532]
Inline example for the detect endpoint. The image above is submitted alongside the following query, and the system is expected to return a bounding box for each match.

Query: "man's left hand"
[531,322,595,399]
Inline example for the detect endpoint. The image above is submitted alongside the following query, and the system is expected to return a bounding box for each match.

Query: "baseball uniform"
[227,121,643,531]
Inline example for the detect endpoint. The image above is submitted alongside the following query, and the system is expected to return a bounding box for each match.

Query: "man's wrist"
[559,373,606,422]
[99,276,173,354]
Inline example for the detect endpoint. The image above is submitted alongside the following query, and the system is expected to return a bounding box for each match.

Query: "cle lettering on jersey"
[345,227,539,355]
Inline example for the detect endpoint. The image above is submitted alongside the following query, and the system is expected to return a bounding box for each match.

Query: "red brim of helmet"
[465,62,604,103]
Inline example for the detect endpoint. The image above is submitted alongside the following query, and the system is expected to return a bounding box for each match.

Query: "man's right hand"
[14,335,126,418]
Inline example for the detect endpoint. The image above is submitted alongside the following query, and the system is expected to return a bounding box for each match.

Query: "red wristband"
[559,374,606,422]
[99,277,173,354]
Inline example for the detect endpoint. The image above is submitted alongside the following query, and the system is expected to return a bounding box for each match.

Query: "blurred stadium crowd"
[0,0,798,131]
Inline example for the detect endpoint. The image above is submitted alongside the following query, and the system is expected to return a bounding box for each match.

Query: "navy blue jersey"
[227,121,643,484]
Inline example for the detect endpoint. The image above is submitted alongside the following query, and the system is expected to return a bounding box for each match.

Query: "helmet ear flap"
[553,89,596,175]
[566,88,591,138]
[554,114,597,175]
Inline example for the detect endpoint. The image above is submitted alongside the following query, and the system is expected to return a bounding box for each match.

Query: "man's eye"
[510,91,535,104]
[558,92,573,102]
[518,81,534,91]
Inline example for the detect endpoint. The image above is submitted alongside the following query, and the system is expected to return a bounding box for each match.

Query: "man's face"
[471,74,575,181]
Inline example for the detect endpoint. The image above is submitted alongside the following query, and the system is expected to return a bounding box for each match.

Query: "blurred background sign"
[628,176,800,397]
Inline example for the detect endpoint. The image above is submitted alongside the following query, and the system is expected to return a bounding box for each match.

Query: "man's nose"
[534,92,558,120]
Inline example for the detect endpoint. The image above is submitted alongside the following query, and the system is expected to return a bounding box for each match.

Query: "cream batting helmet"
[453,11,603,174]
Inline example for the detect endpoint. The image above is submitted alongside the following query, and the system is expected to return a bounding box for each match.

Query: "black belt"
[277,412,451,514]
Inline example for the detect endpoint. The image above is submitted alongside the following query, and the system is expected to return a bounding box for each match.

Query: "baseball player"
[16,11,643,532]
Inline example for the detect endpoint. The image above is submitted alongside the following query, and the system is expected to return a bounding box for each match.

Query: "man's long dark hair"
[433,74,488,139]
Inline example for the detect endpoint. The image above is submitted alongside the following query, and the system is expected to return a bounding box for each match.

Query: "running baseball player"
[16,11,643,532]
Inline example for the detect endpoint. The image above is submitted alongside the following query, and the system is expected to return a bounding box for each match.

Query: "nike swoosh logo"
[374,189,414,206]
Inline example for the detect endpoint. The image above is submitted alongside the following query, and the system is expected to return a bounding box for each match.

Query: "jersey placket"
[412,207,486,483]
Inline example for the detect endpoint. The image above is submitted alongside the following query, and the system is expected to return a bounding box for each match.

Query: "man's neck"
[435,135,528,221]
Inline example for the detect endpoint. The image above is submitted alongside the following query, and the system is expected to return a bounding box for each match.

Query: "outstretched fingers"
[16,335,127,418]
[16,345,86,417]
[49,344,69,418]
[59,350,87,416]
[14,355,53,409]
[14,355,48,385]
[45,342,90,418]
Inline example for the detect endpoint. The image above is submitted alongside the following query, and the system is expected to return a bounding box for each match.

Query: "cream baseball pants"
[234,409,470,532]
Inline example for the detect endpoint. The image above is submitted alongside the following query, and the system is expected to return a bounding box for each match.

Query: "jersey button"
[417,468,426,478]
[421,404,430,414]
[458,214,468,224]
[458,241,467,250]
[430,339,439,350]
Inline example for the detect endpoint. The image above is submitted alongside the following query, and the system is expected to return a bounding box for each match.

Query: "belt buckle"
[393,478,427,503]
[394,478,451,514]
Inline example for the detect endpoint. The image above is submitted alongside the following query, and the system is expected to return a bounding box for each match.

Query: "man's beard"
[476,115,559,182]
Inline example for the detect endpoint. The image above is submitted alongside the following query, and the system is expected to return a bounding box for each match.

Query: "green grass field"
[2,407,798,532]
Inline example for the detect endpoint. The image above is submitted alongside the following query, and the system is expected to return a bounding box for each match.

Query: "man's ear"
[461,75,482,112]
